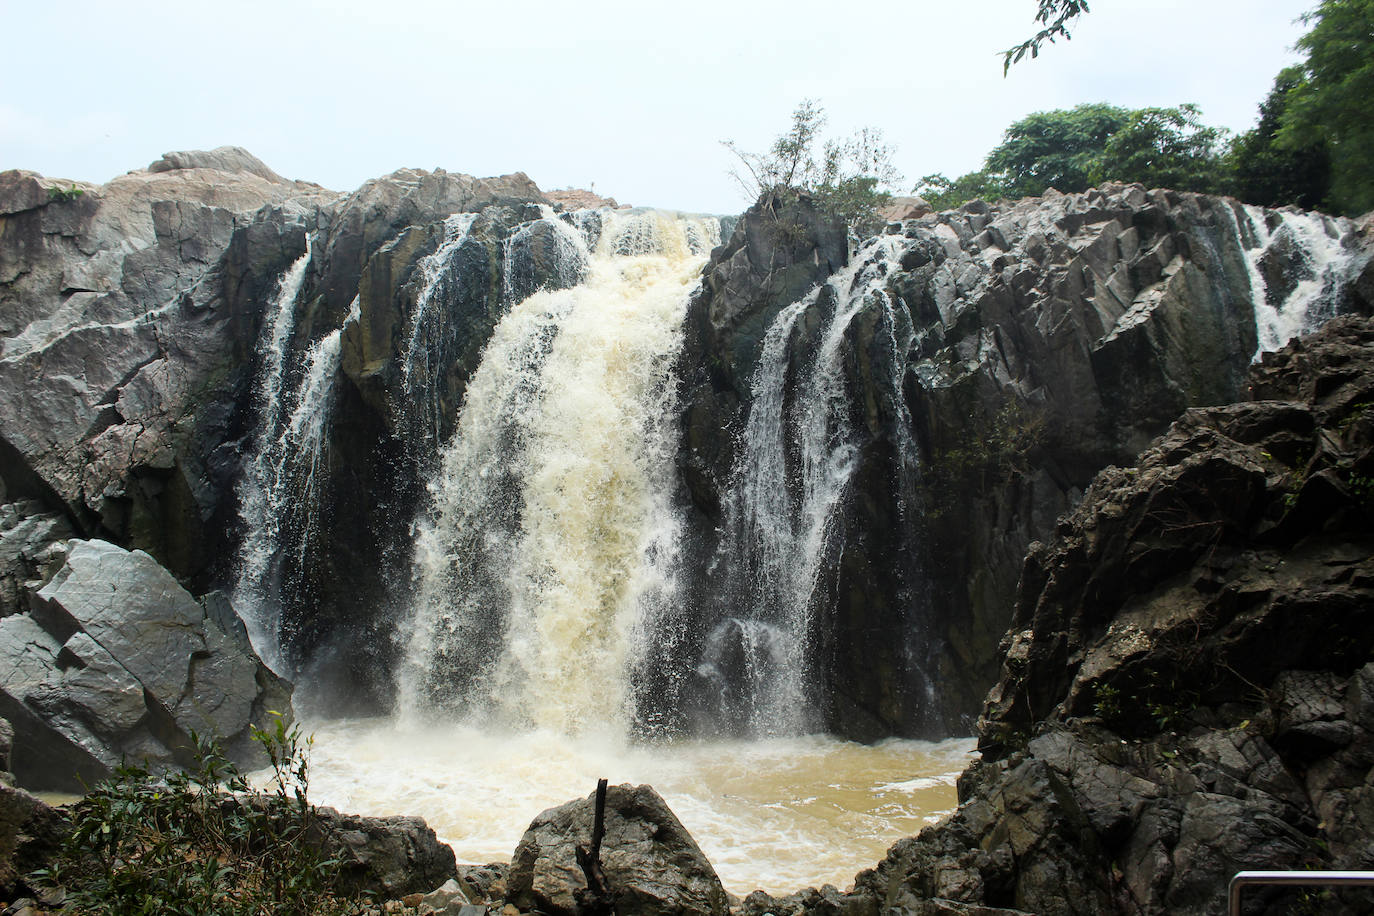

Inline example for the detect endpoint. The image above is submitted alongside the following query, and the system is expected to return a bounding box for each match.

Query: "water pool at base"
[299,719,975,896]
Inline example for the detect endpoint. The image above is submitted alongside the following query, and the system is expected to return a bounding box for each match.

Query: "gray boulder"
[0,538,291,791]
[509,783,729,916]
[308,805,458,899]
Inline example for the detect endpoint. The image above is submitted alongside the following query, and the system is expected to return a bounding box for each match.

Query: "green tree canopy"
[1229,66,1331,210]
[1279,0,1374,214]
[917,103,1227,210]
[1090,104,1229,193]
[985,103,1130,197]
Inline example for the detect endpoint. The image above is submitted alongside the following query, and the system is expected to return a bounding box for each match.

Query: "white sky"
[1,0,1314,214]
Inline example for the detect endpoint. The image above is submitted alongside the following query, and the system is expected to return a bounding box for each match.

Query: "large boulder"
[0,538,291,791]
[310,805,458,899]
[0,777,67,901]
[508,783,729,916]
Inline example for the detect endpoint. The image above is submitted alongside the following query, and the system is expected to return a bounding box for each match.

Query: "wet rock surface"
[675,183,1373,737]
[809,316,1374,915]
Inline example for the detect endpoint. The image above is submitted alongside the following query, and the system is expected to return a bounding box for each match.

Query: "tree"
[914,171,1010,211]
[1279,0,1374,214]
[1229,66,1331,210]
[723,101,902,234]
[914,102,1228,212]
[1090,105,1229,193]
[1004,0,1091,73]
[985,103,1130,197]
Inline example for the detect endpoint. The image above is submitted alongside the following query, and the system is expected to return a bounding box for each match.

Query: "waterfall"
[712,234,918,735]
[232,246,355,674]
[400,212,479,443]
[1236,204,1361,355]
[500,205,593,306]
[400,210,721,735]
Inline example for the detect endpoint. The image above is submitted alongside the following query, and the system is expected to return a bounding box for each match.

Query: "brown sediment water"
[298,718,975,896]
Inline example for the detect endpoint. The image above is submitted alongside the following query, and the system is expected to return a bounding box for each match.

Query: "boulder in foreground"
[509,782,729,916]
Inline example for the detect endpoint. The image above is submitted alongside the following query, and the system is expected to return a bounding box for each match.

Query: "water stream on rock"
[399,209,709,733]
[1236,204,1362,354]
[232,250,355,675]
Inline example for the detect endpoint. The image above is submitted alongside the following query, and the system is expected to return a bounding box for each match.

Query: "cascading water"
[400,209,718,735]
[1234,204,1361,355]
[709,234,924,735]
[303,212,970,893]
[400,212,479,443]
[232,246,356,674]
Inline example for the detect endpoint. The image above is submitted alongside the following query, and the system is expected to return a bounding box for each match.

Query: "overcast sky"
[2,0,1315,214]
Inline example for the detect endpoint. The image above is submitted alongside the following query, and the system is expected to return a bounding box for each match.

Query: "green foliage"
[986,103,1130,197]
[915,102,1227,210]
[1092,683,1122,721]
[723,100,901,234]
[1279,0,1374,214]
[1004,0,1091,73]
[1089,104,1229,193]
[47,185,84,202]
[1228,67,1331,210]
[914,170,1010,211]
[33,715,358,916]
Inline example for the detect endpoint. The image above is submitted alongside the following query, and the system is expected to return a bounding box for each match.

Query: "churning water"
[303,719,973,894]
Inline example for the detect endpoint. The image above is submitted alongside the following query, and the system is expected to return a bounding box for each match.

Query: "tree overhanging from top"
[1005,0,1090,73]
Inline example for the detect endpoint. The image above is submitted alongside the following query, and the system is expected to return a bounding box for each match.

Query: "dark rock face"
[0,774,68,901]
[822,316,1374,915]
[674,183,1372,738]
[0,539,291,791]
[311,804,459,899]
[508,783,729,916]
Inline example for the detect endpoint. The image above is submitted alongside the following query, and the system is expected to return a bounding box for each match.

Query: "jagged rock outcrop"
[675,182,1373,738]
[0,538,291,791]
[812,315,1374,915]
[0,149,566,715]
[508,783,729,916]
[0,150,335,589]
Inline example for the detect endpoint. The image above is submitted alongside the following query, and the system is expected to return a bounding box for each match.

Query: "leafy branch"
[1003,0,1091,74]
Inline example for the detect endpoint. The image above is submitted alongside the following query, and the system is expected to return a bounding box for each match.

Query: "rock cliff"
[0,149,334,586]
[751,315,1374,915]
[675,184,1373,738]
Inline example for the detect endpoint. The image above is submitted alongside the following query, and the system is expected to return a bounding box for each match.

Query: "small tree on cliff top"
[723,100,901,235]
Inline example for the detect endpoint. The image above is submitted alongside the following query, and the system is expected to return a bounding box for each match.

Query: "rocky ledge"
[736,315,1373,915]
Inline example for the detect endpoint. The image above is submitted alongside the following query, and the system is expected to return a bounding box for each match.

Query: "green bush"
[32,715,360,916]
